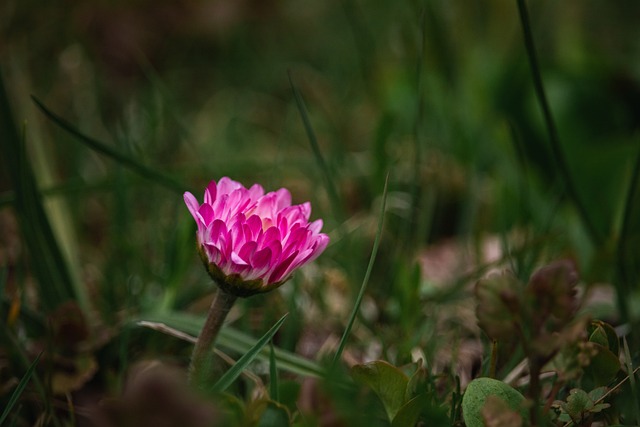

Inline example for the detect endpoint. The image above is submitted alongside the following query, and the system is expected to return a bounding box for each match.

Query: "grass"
[1,1,640,425]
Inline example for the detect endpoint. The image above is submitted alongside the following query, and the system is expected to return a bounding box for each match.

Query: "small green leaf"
[256,400,291,427]
[405,360,428,402]
[588,320,619,355]
[212,314,288,392]
[351,360,409,421]
[391,394,425,427]
[583,343,621,386]
[587,386,608,402]
[563,389,593,420]
[461,378,526,427]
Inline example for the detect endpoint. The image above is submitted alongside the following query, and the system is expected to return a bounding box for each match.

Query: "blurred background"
[1,0,640,424]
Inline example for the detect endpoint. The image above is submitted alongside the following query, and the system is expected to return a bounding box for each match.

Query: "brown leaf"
[527,259,578,330]
[475,271,522,341]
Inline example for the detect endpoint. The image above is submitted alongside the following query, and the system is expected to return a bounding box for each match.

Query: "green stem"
[515,0,603,245]
[189,288,237,385]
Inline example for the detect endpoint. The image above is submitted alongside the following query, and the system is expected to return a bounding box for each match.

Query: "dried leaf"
[526,259,578,330]
[475,271,522,341]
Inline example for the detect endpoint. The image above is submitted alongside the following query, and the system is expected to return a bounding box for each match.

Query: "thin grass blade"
[614,141,640,325]
[515,0,602,245]
[288,72,343,221]
[31,96,185,193]
[212,313,288,392]
[622,337,640,424]
[269,341,279,401]
[0,352,42,425]
[332,174,388,366]
[136,311,324,378]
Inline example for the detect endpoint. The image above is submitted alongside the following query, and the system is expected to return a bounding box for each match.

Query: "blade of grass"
[623,336,640,425]
[288,72,343,222]
[136,311,325,378]
[269,341,279,401]
[614,141,640,326]
[0,351,42,425]
[332,174,389,367]
[0,71,86,311]
[211,313,288,392]
[515,0,602,245]
[31,96,185,194]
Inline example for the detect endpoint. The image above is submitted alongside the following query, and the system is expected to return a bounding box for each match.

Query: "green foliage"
[352,360,449,426]
[0,352,41,425]
[553,387,611,426]
[462,378,526,427]
[351,360,408,421]
[1,1,640,425]
[211,314,288,393]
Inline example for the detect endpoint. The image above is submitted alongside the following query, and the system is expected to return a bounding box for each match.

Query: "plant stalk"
[189,288,237,385]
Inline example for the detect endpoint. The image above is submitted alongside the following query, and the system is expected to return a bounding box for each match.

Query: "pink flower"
[184,177,329,296]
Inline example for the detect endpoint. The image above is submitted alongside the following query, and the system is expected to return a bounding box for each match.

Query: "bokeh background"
[2,0,640,424]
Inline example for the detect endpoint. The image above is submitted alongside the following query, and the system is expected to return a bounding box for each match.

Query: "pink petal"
[266,240,282,266]
[258,226,281,249]
[308,219,323,234]
[277,216,289,239]
[208,219,227,245]
[238,241,257,263]
[269,250,299,283]
[251,247,273,270]
[203,243,223,265]
[204,180,218,204]
[274,188,292,210]
[283,227,309,255]
[247,215,263,238]
[197,204,214,226]
[217,177,242,196]
[248,183,265,201]
[231,251,248,266]
[309,234,330,261]
[183,192,200,221]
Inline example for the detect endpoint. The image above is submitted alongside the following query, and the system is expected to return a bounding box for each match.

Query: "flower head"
[184,177,329,297]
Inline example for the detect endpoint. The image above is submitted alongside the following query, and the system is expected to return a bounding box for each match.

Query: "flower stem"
[189,288,237,386]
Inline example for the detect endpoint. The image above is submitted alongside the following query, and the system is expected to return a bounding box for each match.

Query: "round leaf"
[462,378,526,427]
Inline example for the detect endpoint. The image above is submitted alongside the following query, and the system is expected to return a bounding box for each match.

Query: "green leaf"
[256,400,291,427]
[404,360,428,402]
[588,320,619,356]
[212,314,288,392]
[0,352,42,425]
[351,360,409,421]
[391,394,425,427]
[0,73,86,312]
[563,389,593,420]
[461,377,526,427]
[136,311,324,378]
[583,342,621,386]
[333,174,388,366]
